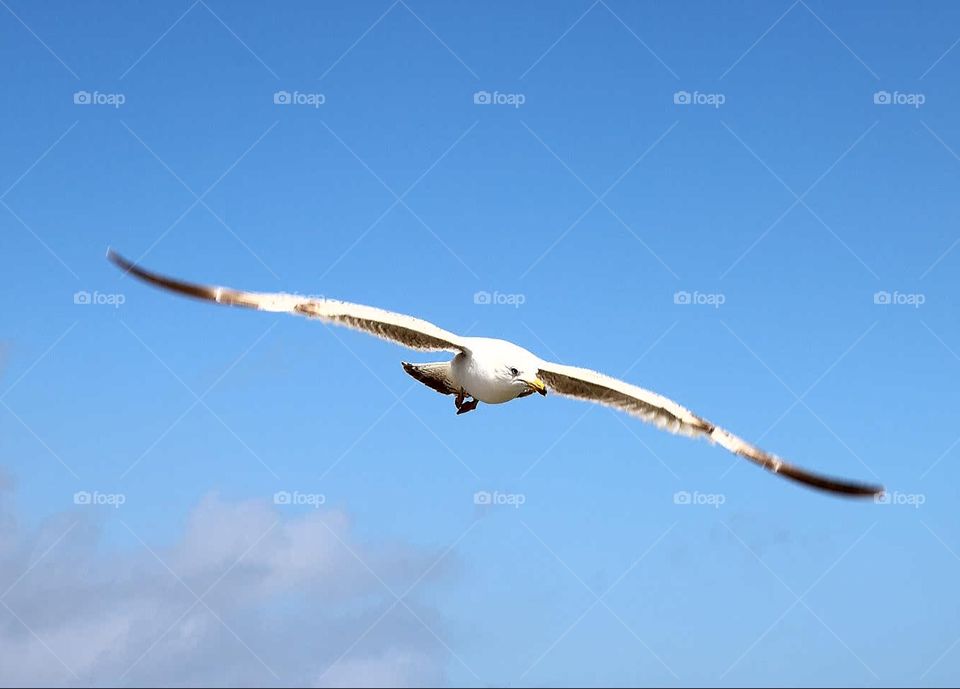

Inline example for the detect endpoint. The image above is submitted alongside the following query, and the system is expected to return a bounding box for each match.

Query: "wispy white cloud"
[0,476,451,686]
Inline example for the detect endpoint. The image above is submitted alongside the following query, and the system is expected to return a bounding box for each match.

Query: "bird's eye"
[509,367,519,377]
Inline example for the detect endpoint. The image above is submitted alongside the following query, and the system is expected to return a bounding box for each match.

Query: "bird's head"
[500,357,547,396]
[502,362,547,396]
[467,338,548,397]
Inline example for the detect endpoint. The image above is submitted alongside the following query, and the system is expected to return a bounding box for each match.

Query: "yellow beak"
[525,377,548,396]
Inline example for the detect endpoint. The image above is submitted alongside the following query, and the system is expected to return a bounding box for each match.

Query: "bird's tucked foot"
[454,388,479,413]
[456,396,480,415]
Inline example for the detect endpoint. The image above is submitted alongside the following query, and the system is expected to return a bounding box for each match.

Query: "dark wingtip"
[854,485,886,499]
[776,461,885,498]
[106,248,133,273]
[103,250,228,304]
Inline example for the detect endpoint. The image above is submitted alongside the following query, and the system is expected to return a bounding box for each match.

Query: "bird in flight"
[108,250,882,498]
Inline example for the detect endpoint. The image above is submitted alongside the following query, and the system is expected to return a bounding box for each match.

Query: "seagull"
[108,250,882,498]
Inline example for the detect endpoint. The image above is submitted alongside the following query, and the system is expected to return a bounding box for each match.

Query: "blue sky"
[1,0,959,685]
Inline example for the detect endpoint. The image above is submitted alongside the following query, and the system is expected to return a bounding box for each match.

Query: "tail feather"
[401,361,457,396]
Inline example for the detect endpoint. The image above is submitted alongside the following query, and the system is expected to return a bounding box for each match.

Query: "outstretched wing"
[108,250,467,353]
[537,361,883,497]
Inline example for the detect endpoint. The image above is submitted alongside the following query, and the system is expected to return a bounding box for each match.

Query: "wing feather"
[108,250,466,353]
[537,361,883,497]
